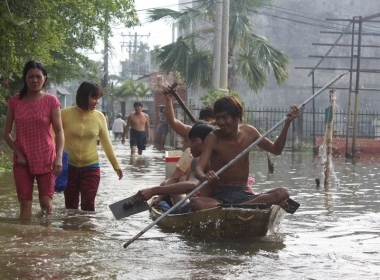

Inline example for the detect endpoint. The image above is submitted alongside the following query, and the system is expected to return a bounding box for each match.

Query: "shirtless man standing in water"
[192,96,299,211]
[122,101,150,156]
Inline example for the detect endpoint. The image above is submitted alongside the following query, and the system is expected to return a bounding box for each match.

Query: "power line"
[257,3,380,33]
[134,0,201,12]
[255,10,380,36]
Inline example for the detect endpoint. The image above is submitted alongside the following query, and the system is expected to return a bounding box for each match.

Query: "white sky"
[87,0,179,75]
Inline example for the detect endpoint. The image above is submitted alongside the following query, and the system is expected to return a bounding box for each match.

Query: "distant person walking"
[155,106,169,150]
[102,111,109,130]
[112,113,126,140]
[3,60,64,219]
[61,81,123,211]
[122,101,150,156]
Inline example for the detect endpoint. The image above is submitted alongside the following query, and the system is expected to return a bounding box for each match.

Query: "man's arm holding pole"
[164,91,191,138]
[258,104,299,155]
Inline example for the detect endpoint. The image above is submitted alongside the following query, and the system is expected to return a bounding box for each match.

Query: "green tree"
[115,80,152,100]
[136,83,153,99]
[199,89,242,107]
[148,0,289,92]
[137,42,150,63]
[0,0,138,104]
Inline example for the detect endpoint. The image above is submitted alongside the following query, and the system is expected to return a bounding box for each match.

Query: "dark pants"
[64,167,100,211]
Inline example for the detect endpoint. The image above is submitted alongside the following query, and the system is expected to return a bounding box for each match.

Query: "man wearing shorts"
[192,96,299,211]
[122,101,150,156]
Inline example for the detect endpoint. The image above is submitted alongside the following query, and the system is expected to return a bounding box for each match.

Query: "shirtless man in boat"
[135,122,214,213]
[192,96,299,211]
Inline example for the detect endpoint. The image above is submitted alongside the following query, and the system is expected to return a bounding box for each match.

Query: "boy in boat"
[135,122,214,213]
[163,89,214,150]
[150,89,215,207]
[192,96,299,211]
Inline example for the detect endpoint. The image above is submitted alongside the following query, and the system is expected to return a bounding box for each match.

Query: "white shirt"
[112,118,126,133]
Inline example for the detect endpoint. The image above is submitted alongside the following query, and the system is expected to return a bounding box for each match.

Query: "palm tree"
[147,0,289,92]
[114,80,152,100]
[137,42,150,63]
[136,83,153,98]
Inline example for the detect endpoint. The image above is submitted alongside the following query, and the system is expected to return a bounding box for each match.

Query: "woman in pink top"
[3,61,64,219]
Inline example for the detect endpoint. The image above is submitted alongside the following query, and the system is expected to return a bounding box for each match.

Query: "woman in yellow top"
[61,81,123,211]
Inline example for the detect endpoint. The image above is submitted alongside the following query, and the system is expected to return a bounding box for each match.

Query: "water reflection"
[0,150,379,279]
[129,155,150,168]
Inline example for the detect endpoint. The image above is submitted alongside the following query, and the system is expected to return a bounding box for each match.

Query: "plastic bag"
[55,151,68,192]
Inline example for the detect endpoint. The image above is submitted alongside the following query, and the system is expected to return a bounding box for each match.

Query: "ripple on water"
[0,151,379,279]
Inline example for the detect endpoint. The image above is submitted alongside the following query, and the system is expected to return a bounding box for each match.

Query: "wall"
[246,0,380,112]
[182,0,380,112]
[153,86,187,149]
[315,137,380,157]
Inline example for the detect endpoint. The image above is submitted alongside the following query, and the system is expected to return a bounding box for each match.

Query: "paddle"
[109,195,149,220]
[284,198,300,214]
[164,82,197,123]
[123,72,348,248]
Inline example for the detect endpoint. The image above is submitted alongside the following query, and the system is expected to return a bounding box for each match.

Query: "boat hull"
[150,205,285,239]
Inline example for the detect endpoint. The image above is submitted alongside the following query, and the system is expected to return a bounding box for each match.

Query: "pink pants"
[13,164,54,201]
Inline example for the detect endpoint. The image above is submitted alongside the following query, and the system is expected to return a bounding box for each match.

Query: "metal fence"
[193,107,380,150]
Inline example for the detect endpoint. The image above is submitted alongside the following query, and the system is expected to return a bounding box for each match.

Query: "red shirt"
[8,93,61,174]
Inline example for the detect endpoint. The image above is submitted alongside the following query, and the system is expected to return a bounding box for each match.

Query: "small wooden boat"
[150,204,286,239]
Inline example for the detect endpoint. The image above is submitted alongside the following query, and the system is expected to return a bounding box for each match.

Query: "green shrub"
[293,142,313,152]
[199,88,242,107]
[0,116,12,171]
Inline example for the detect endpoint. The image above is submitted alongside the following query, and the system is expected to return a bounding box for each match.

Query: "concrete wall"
[247,0,380,111]
[153,86,187,149]
[181,0,380,112]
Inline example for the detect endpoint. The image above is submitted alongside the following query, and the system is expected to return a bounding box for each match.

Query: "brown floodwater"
[0,141,379,279]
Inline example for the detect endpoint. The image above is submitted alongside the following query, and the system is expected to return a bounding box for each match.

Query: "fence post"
[292,107,297,150]
[297,112,303,143]
[324,90,336,189]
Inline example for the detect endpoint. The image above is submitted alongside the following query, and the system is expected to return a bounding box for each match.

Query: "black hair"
[193,120,207,126]
[76,81,103,111]
[19,61,48,99]
[199,107,214,120]
[134,101,143,108]
[213,96,243,122]
[188,122,214,142]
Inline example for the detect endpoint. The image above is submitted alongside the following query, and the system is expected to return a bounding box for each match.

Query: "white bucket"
[165,150,183,178]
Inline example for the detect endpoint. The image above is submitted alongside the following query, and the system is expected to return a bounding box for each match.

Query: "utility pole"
[211,0,223,89]
[220,0,229,88]
[120,37,132,78]
[102,37,109,90]
[121,32,150,78]
[212,0,230,90]
[101,12,110,113]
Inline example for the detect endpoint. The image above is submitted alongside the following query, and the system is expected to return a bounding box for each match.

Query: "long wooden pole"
[166,83,197,123]
[123,72,348,248]
[324,90,336,189]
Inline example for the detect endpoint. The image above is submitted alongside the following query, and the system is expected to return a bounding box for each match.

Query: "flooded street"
[0,141,379,279]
